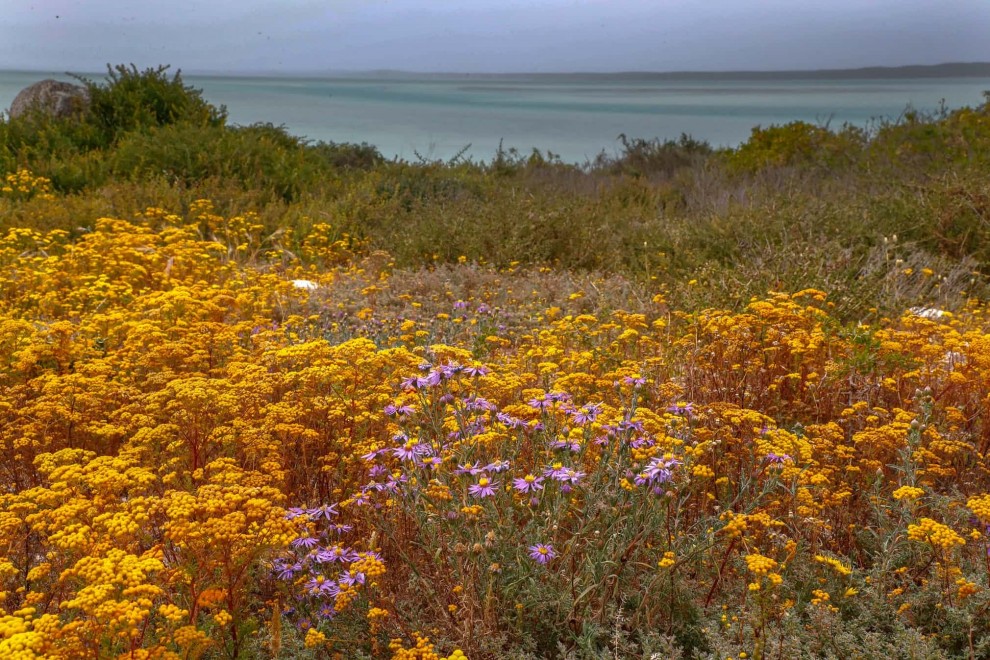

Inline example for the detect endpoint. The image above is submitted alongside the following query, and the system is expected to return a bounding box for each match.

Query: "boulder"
[8,79,90,120]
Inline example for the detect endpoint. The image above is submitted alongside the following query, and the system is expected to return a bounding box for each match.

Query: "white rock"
[908,307,946,319]
[291,279,319,290]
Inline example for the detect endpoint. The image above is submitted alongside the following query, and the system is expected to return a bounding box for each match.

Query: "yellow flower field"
[0,198,989,658]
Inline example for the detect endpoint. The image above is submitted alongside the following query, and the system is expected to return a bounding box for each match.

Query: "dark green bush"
[592,132,713,178]
[1,64,227,189]
[309,141,385,171]
[76,64,226,145]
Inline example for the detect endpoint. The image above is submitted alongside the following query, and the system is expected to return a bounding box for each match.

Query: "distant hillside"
[324,62,990,82]
[621,62,990,81]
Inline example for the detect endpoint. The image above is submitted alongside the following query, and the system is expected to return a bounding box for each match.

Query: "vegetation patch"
[1,66,990,658]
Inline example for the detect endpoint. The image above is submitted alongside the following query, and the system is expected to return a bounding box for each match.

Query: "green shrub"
[76,64,226,145]
[592,132,713,178]
[728,120,866,172]
[1,64,228,190]
[108,122,324,201]
[309,140,385,171]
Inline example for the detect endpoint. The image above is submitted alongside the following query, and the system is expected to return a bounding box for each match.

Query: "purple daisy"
[496,412,527,429]
[464,396,496,411]
[387,402,413,416]
[306,504,338,520]
[361,448,386,462]
[468,476,498,498]
[666,402,694,417]
[527,396,554,410]
[348,493,370,506]
[617,420,645,433]
[454,462,484,476]
[571,403,602,425]
[304,576,340,597]
[513,474,545,493]
[634,456,682,486]
[290,536,320,549]
[629,436,654,449]
[392,441,428,461]
[338,570,366,587]
[421,455,444,469]
[765,452,791,466]
[315,545,359,564]
[528,543,557,565]
[545,464,586,485]
[484,459,511,473]
[550,439,581,452]
[273,560,302,580]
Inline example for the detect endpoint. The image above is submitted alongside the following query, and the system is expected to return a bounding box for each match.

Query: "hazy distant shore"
[4,61,990,82]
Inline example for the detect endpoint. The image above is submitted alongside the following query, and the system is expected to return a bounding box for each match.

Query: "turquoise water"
[3,70,989,164]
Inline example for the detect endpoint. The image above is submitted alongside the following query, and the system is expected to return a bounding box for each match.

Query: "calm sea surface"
[3,70,989,164]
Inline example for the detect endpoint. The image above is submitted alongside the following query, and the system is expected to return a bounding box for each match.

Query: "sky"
[1,0,989,74]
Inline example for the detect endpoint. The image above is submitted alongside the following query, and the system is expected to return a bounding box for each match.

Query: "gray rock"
[9,79,90,120]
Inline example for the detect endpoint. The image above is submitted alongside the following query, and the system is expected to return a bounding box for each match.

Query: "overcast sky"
[2,0,988,74]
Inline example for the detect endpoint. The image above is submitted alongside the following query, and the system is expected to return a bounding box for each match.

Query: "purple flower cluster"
[274,503,378,625]
[400,362,490,390]
[544,463,587,485]
[286,504,339,521]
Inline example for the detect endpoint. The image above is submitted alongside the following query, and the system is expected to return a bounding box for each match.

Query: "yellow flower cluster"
[0,169,54,200]
[956,578,980,599]
[967,494,990,524]
[907,518,966,550]
[810,589,838,612]
[304,627,327,648]
[0,612,61,659]
[744,553,782,588]
[389,633,468,660]
[892,486,925,501]
[352,553,387,579]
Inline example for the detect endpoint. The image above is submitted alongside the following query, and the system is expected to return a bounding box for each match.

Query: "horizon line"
[4,61,990,79]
